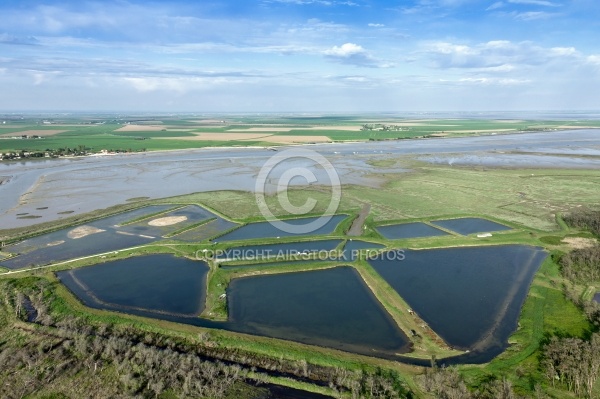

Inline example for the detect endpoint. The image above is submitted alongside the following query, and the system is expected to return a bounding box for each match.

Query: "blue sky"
[1,0,599,112]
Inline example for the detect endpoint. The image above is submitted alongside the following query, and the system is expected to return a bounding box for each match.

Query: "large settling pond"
[57,254,209,316]
[368,245,546,362]
[227,267,410,356]
[58,255,410,359]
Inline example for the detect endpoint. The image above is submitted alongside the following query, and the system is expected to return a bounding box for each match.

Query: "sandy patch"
[115,125,193,132]
[228,127,294,132]
[68,226,106,239]
[0,130,68,137]
[264,135,331,144]
[562,237,598,249]
[229,126,365,132]
[148,216,188,226]
[155,133,273,141]
[47,240,65,247]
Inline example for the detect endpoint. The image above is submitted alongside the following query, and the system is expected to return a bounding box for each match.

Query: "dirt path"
[347,203,371,236]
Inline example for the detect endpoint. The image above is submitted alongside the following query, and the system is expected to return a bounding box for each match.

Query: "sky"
[0,0,599,112]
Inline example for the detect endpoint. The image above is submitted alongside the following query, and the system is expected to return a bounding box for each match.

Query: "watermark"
[195,248,406,262]
[255,148,341,234]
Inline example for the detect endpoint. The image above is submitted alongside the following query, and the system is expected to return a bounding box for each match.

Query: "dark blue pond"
[431,218,512,235]
[594,293,600,304]
[214,215,347,242]
[368,245,546,356]
[57,254,209,316]
[58,255,410,359]
[376,222,450,239]
[227,266,410,356]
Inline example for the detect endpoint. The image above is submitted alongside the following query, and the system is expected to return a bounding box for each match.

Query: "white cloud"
[368,23,385,27]
[323,43,392,68]
[486,2,505,11]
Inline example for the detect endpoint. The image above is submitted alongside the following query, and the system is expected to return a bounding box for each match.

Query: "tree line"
[0,277,414,399]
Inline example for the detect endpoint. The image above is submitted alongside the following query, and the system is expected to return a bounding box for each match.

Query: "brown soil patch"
[0,130,68,137]
[68,226,106,239]
[148,216,188,226]
[264,135,331,143]
[115,125,193,132]
[562,237,598,249]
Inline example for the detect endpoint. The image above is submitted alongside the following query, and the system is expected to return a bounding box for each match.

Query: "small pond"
[376,222,450,239]
[431,218,511,235]
[368,245,546,356]
[57,254,209,316]
[594,292,600,304]
[214,215,347,242]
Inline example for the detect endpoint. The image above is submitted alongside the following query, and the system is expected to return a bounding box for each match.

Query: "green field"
[2,116,600,154]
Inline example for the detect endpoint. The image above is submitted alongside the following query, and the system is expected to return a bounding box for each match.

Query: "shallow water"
[368,245,546,352]
[0,205,236,269]
[594,293,600,304]
[376,222,450,239]
[430,218,511,235]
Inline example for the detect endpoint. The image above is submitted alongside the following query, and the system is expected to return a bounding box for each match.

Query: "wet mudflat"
[57,255,209,316]
[215,215,347,242]
[368,245,546,354]
[376,222,450,239]
[431,217,511,235]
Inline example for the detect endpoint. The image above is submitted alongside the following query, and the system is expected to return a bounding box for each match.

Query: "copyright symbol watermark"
[255,148,341,234]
